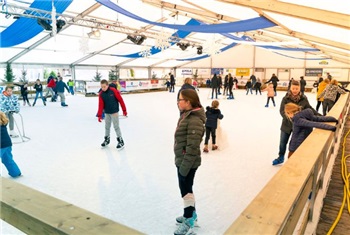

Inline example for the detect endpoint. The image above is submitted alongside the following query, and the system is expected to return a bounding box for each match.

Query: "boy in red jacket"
[97,79,127,150]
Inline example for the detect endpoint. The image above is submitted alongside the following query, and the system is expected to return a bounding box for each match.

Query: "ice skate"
[101,136,110,147]
[9,130,19,138]
[212,145,218,151]
[272,157,284,165]
[174,212,198,235]
[116,137,124,150]
[203,145,209,153]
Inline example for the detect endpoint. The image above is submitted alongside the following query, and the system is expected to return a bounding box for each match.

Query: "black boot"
[116,137,124,150]
[101,136,110,147]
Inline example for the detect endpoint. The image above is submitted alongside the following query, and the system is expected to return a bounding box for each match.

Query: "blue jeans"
[69,86,74,95]
[1,146,21,177]
[34,91,45,103]
[278,131,291,159]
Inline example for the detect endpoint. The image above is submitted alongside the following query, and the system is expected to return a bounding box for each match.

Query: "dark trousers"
[211,87,218,98]
[256,87,261,95]
[204,126,216,145]
[178,168,197,218]
[316,100,323,112]
[323,99,335,115]
[278,131,291,159]
[266,97,275,105]
[22,94,30,104]
[229,86,233,97]
[170,84,175,92]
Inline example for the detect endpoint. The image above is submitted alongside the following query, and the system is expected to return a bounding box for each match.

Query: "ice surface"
[1,88,317,235]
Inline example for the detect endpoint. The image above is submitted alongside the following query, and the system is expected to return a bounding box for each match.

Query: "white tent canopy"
[0,0,349,81]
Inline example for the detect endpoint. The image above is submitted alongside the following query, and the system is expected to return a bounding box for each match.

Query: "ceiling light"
[177,42,190,51]
[197,46,203,55]
[88,29,101,38]
[127,35,147,45]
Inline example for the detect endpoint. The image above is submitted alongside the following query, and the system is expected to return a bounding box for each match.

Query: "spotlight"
[176,42,190,51]
[127,35,147,45]
[56,19,66,33]
[197,46,203,55]
[87,29,101,38]
[37,18,52,31]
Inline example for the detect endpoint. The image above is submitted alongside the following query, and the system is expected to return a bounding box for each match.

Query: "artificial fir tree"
[2,62,16,84]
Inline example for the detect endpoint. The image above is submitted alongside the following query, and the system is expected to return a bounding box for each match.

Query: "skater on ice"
[203,100,224,153]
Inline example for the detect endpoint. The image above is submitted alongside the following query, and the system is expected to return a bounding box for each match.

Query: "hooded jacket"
[174,107,205,177]
[205,106,224,129]
[289,109,337,152]
[0,91,20,113]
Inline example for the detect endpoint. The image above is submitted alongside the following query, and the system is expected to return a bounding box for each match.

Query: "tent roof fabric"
[0,0,349,67]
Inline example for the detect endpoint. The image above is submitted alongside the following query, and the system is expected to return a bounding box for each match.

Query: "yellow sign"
[236,68,250,76]
[319,61,329,65]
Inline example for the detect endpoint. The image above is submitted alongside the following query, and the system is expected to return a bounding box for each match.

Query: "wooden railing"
[225,92,350,234]
[0,177,143,235]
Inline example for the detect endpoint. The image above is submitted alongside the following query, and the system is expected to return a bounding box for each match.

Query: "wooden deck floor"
[316,116,350,234]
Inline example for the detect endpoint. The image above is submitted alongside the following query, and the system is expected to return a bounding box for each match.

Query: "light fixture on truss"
[127,35,147,45]
[88,29,101,38]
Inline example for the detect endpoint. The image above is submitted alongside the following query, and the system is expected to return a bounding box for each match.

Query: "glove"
[123,110,127,117]
[335,120,339,125]
[98,117,103,122]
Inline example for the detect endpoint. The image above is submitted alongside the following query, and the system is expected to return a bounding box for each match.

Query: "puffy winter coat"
[317,81,329,101]
[280,92,318,134]
[318,84,346,102]
[0,92,20,113]
[174,107,205,177]
[205,107,223,129]
[289,109,337,152]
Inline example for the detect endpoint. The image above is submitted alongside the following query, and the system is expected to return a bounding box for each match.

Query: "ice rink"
[1,87,318,234]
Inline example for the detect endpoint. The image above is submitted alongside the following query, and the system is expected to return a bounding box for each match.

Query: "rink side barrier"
[225,91,350,235]
[0,177,143,235]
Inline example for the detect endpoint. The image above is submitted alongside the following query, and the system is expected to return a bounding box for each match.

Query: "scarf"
[287,91,302,103]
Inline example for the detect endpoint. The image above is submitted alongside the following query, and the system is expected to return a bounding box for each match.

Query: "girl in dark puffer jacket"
[284,103,337,158]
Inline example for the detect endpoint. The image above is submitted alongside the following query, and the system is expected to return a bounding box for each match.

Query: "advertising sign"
[236,68,250,76]
[305,68,323,77]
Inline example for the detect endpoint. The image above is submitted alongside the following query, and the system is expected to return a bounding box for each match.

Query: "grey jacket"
[174,107,205,177]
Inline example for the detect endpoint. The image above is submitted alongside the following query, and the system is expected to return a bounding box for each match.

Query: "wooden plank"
[0,177,143,235]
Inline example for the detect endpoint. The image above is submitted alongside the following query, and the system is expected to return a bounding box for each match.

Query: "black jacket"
[205,107,224,129]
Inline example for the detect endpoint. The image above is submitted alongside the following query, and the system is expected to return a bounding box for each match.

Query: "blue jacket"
[289,109,337,152]
[55,80,69,93]
[1,124,12,148]
[0,92,20,113]
[205,106,224,129]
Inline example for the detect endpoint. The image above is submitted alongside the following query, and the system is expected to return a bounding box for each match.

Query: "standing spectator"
[97,79,127,150]
[271,80,318,165]
[228,73,234,99]
[177,78,196,100]
[287,78,294,91]
[174,89,205,235]
[169,72,176,93]
[67,79,75,95]
[0,86,20,138]
[233,77,238,90]
[263,83,276,107]
[300,76,307,95]
[254,78,262,95]
[33,79,46,106]
[217,74,223,95]
[0,111,21,177]
[14,82,31,106]
[318,76,324,91]
[245,79,253,95]
[284,103,337,158]
[206,78,211,88]
[315,78,330,113]
[55,76,70,107]
[318,79,347,115]
[223,74,229,95]
[326,72,332,80]
[203,100,224,153]
[250,73,257,90]
[44,75,56,101]
[192,79,199,92]
[265,73,279,96]
[211,74,219,99]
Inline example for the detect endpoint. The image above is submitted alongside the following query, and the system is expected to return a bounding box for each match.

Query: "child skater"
[263,83,276,107]
[203,100,224,152]
[284,103,337,158]
[0,111,21,177]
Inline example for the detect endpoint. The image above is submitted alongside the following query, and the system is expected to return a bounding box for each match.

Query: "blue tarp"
[0,0,73,48]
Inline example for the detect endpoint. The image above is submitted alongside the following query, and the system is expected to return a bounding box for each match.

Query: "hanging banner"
[236,68,250,76]
[211,68,224,75]
[181,69,193,75]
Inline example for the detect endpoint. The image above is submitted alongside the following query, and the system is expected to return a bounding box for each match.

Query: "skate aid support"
[0,177,144,235]
[225,91,349,234]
